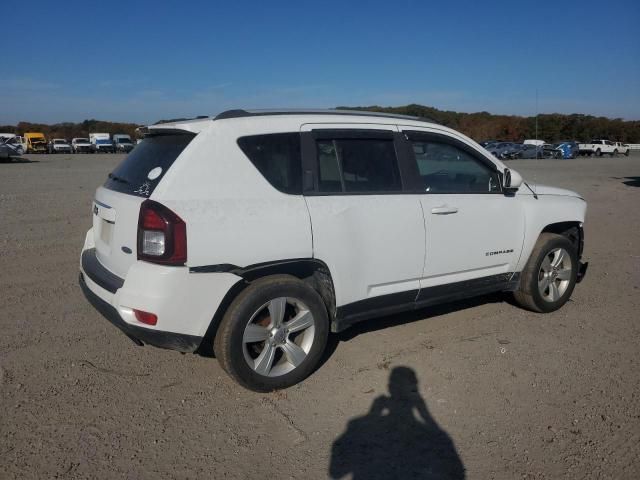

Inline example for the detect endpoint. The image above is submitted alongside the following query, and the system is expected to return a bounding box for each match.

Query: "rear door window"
[104,133,195,197]
[315,138,401,193]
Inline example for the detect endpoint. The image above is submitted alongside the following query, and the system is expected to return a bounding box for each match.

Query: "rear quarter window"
[237,133,302,194]
[104,133,195,197]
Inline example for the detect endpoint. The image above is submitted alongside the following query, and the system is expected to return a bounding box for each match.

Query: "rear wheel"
[214,275,329,391]
[595,148,602,157]
[513,233,578,313]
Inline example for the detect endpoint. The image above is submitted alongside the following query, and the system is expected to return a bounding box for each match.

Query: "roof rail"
[213,108,437,123]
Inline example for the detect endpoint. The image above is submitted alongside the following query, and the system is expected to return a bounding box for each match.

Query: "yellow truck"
[24,132,47,154]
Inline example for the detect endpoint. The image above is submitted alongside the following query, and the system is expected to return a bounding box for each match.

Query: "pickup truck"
[48,138,72,154]
[72,138,92,153]
[112,134,134,153]
[578,139,618,157]
[614,142,630,156]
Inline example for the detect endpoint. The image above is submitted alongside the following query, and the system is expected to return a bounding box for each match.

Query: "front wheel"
[214,275,329,391]
[513,233,578,313]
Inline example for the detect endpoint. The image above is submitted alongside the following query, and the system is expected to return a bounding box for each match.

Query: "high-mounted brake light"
[137,200,187,265]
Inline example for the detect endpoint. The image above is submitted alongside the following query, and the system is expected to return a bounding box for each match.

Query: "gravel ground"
[1,152,639,479]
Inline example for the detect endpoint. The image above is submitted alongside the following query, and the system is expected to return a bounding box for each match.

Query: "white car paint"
[79,110,587,351]
[578,139,617,155]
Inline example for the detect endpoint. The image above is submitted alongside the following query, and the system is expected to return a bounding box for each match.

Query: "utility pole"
[535,89,539,141]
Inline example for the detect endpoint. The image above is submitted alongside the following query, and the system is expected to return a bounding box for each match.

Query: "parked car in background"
[0,142,17,161]
[501,144,526,159]
[578,139,617,157]
[486,142,517,158]
[72,138,92,153]
[89,133,115,153]
[1,137,23,158]
[48,138,72,154]
[554,141,579,159]
[24,132,47,153]
[518,144,544,159]
[523,139,545,147]
[78,109,588,391]
[543,144,562,159]
[113,134,134,153]
[614,142,630,156]
[0,134,25,155]
[479,140,498,148]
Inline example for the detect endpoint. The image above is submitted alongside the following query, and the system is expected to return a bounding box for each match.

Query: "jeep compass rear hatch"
[92,132,195,278]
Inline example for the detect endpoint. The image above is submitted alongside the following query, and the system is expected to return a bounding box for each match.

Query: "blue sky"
[2,0,638,124]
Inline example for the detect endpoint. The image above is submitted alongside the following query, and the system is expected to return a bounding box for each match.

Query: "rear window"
[237,133,302,194]
[104,133,194,197]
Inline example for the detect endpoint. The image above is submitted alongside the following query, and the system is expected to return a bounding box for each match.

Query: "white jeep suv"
[79,109,588,391]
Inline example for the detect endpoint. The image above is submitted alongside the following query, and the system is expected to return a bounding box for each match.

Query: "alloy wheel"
[538,247,573,302]
[242,297,316,377]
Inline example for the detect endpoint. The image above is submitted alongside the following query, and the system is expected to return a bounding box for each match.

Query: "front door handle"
[431,205,458,215]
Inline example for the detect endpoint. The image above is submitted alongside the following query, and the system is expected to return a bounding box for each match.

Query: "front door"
[400,127,525,292]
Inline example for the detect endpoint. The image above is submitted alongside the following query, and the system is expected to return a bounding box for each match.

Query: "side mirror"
[503,168,523,192]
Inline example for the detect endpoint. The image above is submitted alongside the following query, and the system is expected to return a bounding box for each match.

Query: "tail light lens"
[137,200,187,265]
[134,309,158,326]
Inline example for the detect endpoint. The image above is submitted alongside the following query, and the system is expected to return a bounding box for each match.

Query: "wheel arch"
[541,221,584,259]
[196,258,337,355]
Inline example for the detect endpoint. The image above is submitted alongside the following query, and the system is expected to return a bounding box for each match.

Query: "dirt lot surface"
[1,153,639,479]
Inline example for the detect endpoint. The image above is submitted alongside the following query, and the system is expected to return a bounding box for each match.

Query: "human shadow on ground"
[329,366,465,479]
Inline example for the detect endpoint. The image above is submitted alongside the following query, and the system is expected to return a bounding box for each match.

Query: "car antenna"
[524,181,538,199]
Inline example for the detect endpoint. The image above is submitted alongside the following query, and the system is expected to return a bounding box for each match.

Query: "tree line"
[2,105,639,143]
[339,104,640,143]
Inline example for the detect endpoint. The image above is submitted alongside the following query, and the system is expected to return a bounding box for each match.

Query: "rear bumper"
[79,239,242,352]
[79,272,202,352]
[80,247,203,352]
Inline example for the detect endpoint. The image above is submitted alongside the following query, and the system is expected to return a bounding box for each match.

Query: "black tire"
[595,149,602,157]
[513,233,578,313]
[612,149,618,157]
[625,150,629,156]
[214,275,329,392]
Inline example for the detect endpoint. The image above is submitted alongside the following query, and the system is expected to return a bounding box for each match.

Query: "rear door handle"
[431,206,458,215]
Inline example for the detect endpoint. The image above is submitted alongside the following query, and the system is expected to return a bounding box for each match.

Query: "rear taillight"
[137,200,187,265]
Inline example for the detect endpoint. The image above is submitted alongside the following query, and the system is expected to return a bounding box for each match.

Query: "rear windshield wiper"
[108,173,130,184]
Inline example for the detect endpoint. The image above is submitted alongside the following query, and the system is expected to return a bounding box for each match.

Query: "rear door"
[300,123,425,311]
[400,127,524,291]
[92,132,195,278]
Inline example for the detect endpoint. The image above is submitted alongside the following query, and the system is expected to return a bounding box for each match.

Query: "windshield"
[54,140,67,144]
[104,133,195,197]
[75,138,89,143]
[116,138,131,144]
